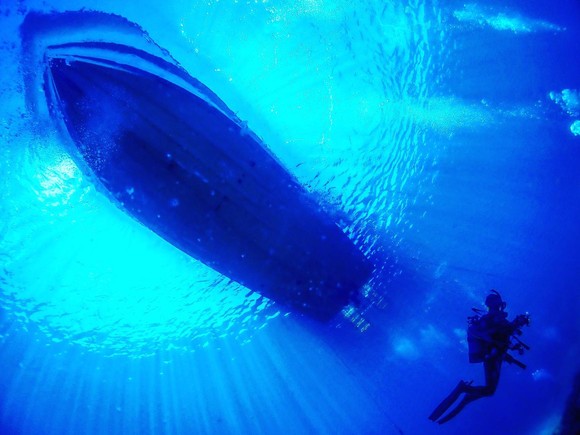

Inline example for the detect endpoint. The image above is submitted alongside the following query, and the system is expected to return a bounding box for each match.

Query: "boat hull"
[24,12,373,320]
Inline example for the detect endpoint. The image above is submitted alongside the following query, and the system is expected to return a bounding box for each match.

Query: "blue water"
[1,0,579,434]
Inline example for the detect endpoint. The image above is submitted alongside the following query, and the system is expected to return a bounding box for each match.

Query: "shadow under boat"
[21,11,373,321]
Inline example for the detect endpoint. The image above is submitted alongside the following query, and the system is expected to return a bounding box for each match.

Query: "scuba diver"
[429,290,530,424]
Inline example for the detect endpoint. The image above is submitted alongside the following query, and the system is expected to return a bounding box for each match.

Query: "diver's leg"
[428,380,471,421]
[483,359,501,394]
[436,393,481,424]
[436,360,502,424]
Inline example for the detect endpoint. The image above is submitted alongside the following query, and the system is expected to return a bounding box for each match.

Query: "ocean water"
[1,0,579,434]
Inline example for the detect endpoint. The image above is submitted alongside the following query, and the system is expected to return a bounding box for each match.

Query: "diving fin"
[436,393,480,424]
[428,380,470,422]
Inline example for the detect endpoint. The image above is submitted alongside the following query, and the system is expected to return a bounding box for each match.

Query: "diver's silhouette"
[429,290,530,424]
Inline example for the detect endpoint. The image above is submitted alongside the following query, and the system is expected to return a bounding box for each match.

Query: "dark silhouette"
[429,290,530,424]
[21,11,373,321]
[556,370,580,435]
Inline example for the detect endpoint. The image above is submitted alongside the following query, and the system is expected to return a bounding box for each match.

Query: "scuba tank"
[467,312,491,363]
[467,290,505,363]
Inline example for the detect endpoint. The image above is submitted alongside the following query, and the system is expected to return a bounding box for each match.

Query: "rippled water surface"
[1,0,579,434]
[1,0,444,354]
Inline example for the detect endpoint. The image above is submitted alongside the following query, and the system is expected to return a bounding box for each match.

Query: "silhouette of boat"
[21,11,373,320]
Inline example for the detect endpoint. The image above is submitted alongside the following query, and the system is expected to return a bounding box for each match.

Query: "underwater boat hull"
[23,12,373,320]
